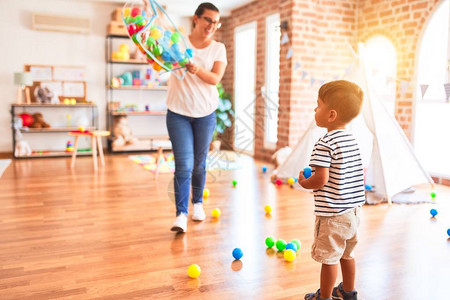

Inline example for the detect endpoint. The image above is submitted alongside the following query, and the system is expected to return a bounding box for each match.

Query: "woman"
[167,2,227,233]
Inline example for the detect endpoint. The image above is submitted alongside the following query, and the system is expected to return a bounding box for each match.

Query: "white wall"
[0,0,121,152]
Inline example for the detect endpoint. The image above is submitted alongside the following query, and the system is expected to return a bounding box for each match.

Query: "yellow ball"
[187,264,201,278]
[284,249,296,262]
[288,177,295,185]
[212,208,221,218]
[150,28,162,40]
[203,188,210,198]
[123,7,131,18]
[264,205,272,214]
[78,126,85,132]
[70,98,77,105]
[63,98,70,104]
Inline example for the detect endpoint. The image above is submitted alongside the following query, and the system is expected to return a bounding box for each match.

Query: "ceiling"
[89,0,256,16]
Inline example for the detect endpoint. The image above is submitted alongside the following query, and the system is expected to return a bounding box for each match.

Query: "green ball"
[265,237,275,248]
[291,239,301,251]
[276,239,286,251]
[152,44,163,56]
[124,16,133,24]
[430,192,436,199]
[146,36,156,47]
[164,62,173,70]
[178,57,189,68]
[131,34,140,44]
[232,180,237,187]
[171,32,181,44]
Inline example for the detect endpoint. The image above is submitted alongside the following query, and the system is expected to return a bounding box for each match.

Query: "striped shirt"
[309,129,365,216]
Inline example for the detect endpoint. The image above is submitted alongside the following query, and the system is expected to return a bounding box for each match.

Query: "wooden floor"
[1,154,449,300]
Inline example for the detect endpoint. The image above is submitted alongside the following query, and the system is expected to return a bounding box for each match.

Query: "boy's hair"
[318,80,364,124]
[193,3,220,28]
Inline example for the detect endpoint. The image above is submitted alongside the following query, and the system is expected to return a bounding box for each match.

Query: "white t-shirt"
[166,38,227,118]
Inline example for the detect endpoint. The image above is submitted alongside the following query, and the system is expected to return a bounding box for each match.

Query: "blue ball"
[430,208,438,217]
[232,248,243,260]
[447,228,450,237]
[365,184,373,191]
[303,167,311,179]
[285,242,298,252]
[262,166,267,173]
[186,48,194,58]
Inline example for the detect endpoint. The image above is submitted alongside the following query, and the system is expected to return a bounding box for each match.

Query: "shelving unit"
[105,34,171,153]
[11,103,97,158]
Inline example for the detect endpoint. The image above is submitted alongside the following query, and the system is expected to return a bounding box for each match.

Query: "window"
[264,13,280,148]
[415,0,450,177]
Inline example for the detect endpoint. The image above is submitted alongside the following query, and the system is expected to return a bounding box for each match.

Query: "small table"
[69,130,110,170]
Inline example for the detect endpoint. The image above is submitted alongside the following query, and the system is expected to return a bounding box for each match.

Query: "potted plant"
[212,83,234,150]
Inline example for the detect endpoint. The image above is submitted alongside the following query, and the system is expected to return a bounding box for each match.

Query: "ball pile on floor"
[266,237,301,262]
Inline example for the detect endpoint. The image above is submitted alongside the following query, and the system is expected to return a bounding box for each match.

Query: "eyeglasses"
[201,16,222,29]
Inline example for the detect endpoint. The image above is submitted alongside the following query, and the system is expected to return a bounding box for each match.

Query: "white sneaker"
[171,214,187,232]
[192,203,206,221]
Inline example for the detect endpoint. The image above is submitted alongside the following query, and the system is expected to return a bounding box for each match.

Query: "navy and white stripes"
[309,129,365,216]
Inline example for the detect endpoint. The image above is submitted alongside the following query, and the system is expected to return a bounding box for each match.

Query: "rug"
[0,159,11,178]
[129,151,242,173]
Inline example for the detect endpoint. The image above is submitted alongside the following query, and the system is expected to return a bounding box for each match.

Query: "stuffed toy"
[13,116,32,157]
[34,87,54,104]
[29,113,51,129]
[112,116,138,147]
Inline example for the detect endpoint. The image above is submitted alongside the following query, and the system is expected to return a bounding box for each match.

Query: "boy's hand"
[186,62,200,75]
[298,170,306,182]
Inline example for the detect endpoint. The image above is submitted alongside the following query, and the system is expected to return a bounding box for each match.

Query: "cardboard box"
[111,8,122,22]
[107,21,127,36]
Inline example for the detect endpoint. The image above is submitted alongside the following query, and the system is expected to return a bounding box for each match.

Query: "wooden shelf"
[107,86,168,91]
[108,59,148,65]
[21,127,96,133]
[12,103,96,108]
[110,111,167,116]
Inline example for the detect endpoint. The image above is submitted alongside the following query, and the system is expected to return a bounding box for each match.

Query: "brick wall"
[357,0,441,138]
[218,0,443,162]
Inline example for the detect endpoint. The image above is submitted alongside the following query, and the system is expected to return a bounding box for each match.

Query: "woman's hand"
[185,62,200,75]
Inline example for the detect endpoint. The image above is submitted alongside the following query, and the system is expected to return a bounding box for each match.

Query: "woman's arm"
[185,61,227,86]
[298,166,329,190]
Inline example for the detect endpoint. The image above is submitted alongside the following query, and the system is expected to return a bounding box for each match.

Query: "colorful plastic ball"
[365,185,373,191]
[203,188,210,198]
[262,166,267,173]
[275,179,283,186]
[134,15,146,26]
[127,24,137,36]
[124,16,133,24]
[187,264,201,278]
[264,205,272,214]
[150,28,162,39]
[232,248,243,260]
[288,177,295,185]
[291,239,301,251]
[276,239,287,251]
[146,37,156,47]
[212,208,221,218]
[303,167,312,179]
[265,237,275,248]
[131,7,141,18]
[178,57,189,67]
[284,249,296,262]
[161,51,173,62]
[186,48,194,58]
[232,180,237,187]
[285,242,298,252]
[123,7,131,18]
[447,228,450,237]
[171,32,181,44]
[152,44,163,56]
[430,208,438,217]
[19,113,34,127]
[153,63,163,72]
[430,192,436,199]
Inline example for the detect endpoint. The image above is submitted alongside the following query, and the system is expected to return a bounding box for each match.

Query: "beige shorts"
[311,207,361,265]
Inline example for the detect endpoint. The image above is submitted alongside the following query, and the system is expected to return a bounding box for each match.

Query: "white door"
[234,21,257,155]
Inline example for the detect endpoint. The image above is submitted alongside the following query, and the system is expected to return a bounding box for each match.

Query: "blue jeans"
[166,109,216,216]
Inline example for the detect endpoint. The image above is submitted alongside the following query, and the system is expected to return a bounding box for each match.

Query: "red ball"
[127,24,137,36]
[275,179,283,186]
[19,113,34,127]
[131,7,141,18]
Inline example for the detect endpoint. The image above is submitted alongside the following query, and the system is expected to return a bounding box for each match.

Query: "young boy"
[299,80,365,300]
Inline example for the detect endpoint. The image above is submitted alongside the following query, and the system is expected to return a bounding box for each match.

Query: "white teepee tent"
[273,43,435,204]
